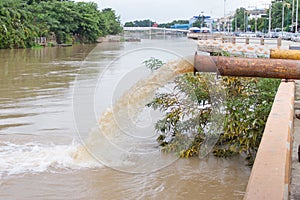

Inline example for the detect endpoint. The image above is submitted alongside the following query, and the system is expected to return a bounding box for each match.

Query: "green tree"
[271,1,285,30]
[192,15,206,28]
[232,1,297,33]
[232,7,247,32]
[125,19,155,27]
[268,0,295,31]
[0,0,37,48]
[0,0,122,48]
[100,8,123,35]
[158,20,189,28]
[124,21,134,27]
[72,2,103,43]
[145,60,280,164]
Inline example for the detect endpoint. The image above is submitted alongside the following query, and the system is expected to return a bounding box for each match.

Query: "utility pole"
[235,14,237,32]
[224,0,226,31]
[255,15,257,33]
[201,11,204,29]
[282,0,285,36]
[269,3,272,34]
[244,9,246,32]
[292,0,295,31]
[297,0,299,32]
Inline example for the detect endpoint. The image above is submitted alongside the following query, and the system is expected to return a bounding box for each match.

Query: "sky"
[76,0,272,24]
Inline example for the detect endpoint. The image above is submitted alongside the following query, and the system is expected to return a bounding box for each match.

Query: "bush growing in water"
[144,58,280,165]
[143,57,165,72]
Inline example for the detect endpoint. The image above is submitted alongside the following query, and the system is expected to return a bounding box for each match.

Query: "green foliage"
[210,51,231,57]
[143,57,165,72]
[124,19,155,27]
[192,15,206,28]
[158,20,189,28]
[124,22,135,27]
[124,19,189,28]
[101,8,123,35]
[148,73,223,157]
[214,77,280,165]
[147,60,280,165]
[232,7,247,32]
[232,0,298,32]
[0,0,122,48]
[0,0,37,48]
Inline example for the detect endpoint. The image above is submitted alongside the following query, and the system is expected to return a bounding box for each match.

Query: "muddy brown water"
[0,38,250,200]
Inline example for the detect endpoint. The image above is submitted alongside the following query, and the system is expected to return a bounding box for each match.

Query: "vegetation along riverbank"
[144,57,281,166]
[0,0,123,49]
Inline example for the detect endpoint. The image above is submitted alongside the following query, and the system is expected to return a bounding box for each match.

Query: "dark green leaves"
[143,57,165,72]
[148,67,280,165]
[0,0,123,48]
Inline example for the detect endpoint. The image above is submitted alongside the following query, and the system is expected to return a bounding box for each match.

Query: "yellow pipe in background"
[270,49,300,60]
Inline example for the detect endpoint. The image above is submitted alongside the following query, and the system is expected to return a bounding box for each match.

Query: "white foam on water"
[0,58,195,176]
[74,58,195,173]
[0,140,101,177]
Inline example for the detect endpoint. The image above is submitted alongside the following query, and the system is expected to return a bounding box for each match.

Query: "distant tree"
[270,0,294,31]
[129,19,155,27]
[232,0,297,32]
[192,15,206,28]
[124,22,134,27]
[158,20,189,28]
[232,7,247,32]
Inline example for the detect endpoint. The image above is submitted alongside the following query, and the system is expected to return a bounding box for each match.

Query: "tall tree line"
[232,0,300,32]
[0,0,122,49]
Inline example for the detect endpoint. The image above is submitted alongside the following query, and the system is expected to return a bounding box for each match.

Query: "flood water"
[0,37,250,199]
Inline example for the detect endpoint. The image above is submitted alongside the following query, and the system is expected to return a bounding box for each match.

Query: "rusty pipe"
[194,52,300,79]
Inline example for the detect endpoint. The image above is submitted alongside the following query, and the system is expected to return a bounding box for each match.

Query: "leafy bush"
[145,59,280,165]
[143,57,165,72]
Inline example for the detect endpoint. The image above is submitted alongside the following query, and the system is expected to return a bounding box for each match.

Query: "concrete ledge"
[197,39,271,58]
[244,81,295,200]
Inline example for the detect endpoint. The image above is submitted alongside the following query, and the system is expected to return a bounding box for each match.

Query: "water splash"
[0,140,101,177]
[74,58,194,173]
[0,58,194,176]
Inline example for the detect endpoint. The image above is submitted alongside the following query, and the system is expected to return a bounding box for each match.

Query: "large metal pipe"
[270,49,300,60]
[194,52,300,79]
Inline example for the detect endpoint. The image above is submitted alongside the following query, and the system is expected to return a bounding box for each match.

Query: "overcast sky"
[76,0,272,23]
